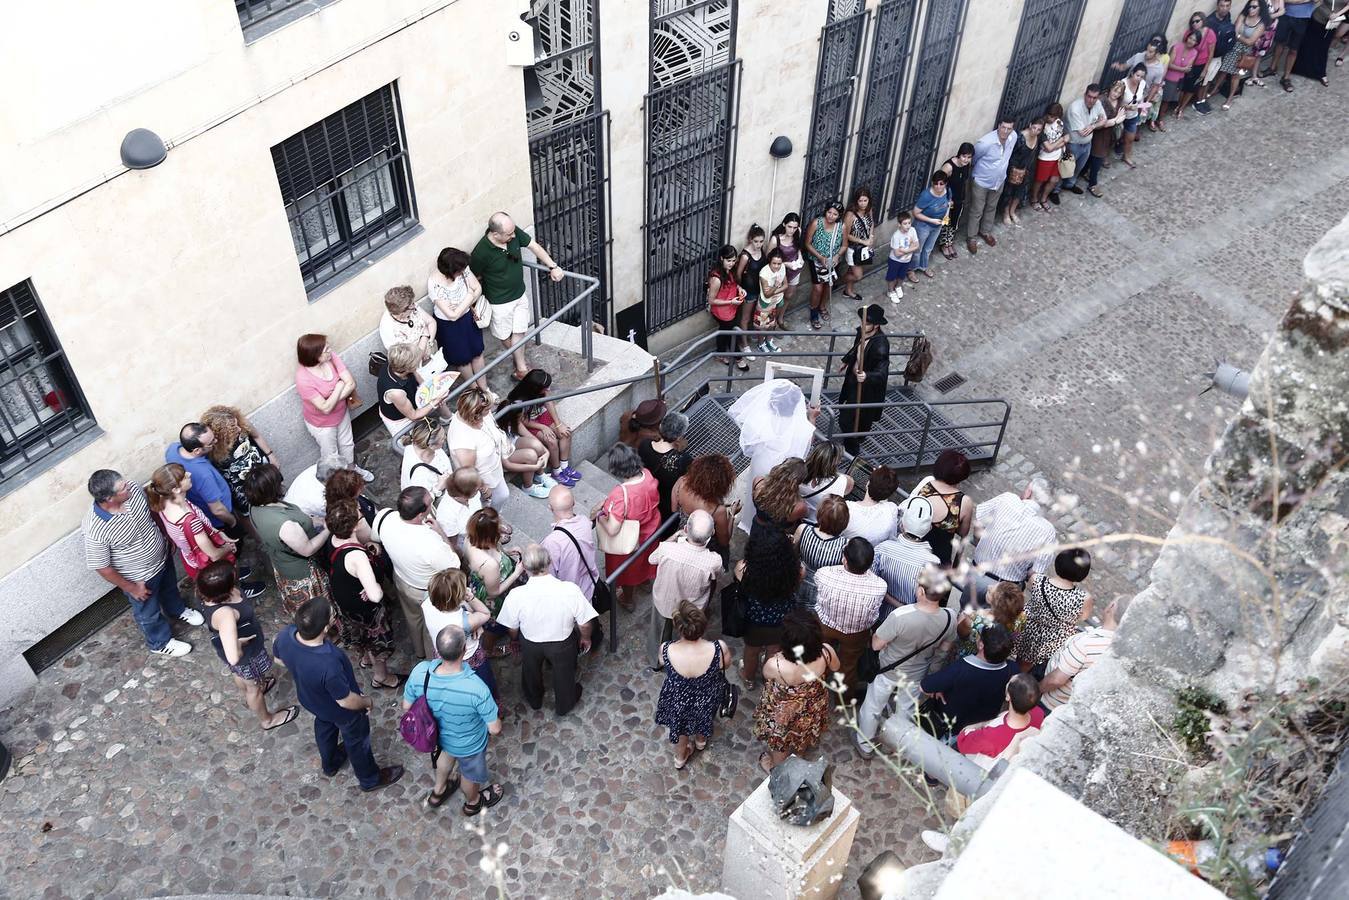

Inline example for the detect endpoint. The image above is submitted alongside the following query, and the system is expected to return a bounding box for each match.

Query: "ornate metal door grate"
[529,112,611,327]
[849,0,919,212]
[997,0,1089,129]
[1100,0,1177,87]
[527,0,610,327]
[644,63,741,333]
[889,0,970,220]
[800,9,870,221]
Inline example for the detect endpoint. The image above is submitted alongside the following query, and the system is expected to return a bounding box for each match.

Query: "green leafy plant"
[1173,685,1228,758]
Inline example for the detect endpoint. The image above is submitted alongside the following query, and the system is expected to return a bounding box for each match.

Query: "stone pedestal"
[720,777,860,900]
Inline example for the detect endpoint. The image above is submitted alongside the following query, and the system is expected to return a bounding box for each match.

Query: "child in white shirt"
[756,249,788,354]
[886,213,919,303]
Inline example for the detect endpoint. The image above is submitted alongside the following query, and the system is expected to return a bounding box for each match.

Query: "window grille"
[235,0,307,29]
[271,84,418,293]
[0,280,97,486]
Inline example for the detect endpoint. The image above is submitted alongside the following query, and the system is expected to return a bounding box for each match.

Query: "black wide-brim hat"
[859,304,887,325]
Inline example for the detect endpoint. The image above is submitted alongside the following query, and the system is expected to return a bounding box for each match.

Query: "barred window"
[271,84,418,295]
[0,280,98,488]
[235,0,307,30]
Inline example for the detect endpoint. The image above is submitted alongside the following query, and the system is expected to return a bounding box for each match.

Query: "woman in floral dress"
[752,609,839,773]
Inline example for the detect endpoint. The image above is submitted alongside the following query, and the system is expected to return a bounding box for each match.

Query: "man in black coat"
[838,304,890,455]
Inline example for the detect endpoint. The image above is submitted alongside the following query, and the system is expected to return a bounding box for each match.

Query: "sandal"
[737,660,757,691]
[1123,159,1137,170]
[426,775,461,808]
[371,673,406,691]
[1155,119,1166,132]
[1281,77,1293,92]
[758,751,774,775]
[941,246,957,260]
[263,705,299,731]
[735,360,750,372]
[462,783,505,816]
[693,737,708,751]
[674,747,695,770]
[1088,186,1104,198]
[1319,77,1329,87]
[840,290,861,300]
[922,269,935,279]
[260,675,278,696]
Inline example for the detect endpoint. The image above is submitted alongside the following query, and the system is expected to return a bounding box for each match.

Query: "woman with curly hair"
[752,607,838,772]
[751,457,808,533]
[956,581,1026,658]
[671,454,739,567]
[200,405,276,517]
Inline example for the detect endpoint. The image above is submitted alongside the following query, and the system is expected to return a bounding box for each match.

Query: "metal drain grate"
[932,372,966,394]
[22,589,128,673]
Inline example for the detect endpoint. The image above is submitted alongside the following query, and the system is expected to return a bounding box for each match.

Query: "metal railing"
[824,397,1013,469]
[597,513,680,652]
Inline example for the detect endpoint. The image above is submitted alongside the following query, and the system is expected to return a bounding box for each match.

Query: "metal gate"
[529,112,611,327]
[889,0,970,219]
[800,8,870,221]
[849,0,919,211]
[1100,0,1177,87]
[997,0,1089,129]
[644,63,741,333]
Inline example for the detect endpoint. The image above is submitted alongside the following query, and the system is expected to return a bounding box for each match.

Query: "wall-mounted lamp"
[523,68,550,113]
[767,135,794,225]
[120,129,167,170]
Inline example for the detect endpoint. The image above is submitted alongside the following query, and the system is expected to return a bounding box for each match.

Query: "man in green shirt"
[469,211,565,380]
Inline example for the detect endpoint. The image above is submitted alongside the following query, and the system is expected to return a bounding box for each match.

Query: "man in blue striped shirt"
[403,625,504,815]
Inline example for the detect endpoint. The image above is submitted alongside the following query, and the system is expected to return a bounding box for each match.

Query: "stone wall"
[910,210,1349,887]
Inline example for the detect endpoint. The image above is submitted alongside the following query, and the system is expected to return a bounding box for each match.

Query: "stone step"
[497,472,613,549]
[577,459,621,496]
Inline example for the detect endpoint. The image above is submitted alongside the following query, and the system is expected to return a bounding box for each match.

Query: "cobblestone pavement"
[2,71,1346,900]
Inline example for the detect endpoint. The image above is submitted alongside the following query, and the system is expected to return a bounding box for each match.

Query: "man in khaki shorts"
[469,212,566,380]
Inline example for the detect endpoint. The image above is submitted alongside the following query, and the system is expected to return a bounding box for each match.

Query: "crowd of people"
[76,3,1340,816]
[704,0,1347,340]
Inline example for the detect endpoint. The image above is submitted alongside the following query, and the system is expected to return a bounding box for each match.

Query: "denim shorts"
[454,748,490,784]
[1122,115,1140,135]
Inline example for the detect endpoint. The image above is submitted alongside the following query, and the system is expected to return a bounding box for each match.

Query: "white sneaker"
[354,466,376,483]
[920,830,949,854]
[525,482,550,499]
[178,608,204,627]
[153,638,192,658]
[535,471,559,489]
[890,286,904,302]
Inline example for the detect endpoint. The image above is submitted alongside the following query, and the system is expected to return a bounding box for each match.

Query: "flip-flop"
[758,751,774,774]
[371,673,406,691]
[261,675,278,696]
[263,705,299,731]
[1088,187,1104,198]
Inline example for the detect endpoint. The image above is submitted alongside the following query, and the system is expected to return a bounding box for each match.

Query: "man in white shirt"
[376,487,459,661]
[1060,83,1105,195]
[646,510,722,670]
[284,455,344,519]
[437,467,484,550]
[496,544,599,716]
[1039,598,1122,711]
[970,480,1057,604]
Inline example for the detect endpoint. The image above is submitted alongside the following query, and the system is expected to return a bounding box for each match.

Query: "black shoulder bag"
[856,609,953,685]
[551,525,611,655]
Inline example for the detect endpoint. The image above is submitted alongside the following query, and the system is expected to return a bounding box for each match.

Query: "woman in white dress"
[728,380,819,533]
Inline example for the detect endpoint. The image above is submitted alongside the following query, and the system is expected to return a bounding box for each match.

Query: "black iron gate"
[849,0,919,211]
[889,0,969,219]
[997,0,1089,129]
[1100,0,1177,87]
[644,63,741,333]
[529,112,611,327]
[800,9,869,221]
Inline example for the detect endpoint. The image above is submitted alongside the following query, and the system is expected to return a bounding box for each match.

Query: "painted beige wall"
[725,0,829,245]
[1062,0,1129,99]
[936,0,1027,165]
[0,0,533,576]
[598,0,649,326]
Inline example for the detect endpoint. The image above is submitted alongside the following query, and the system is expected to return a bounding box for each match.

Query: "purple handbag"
[398,668,439,759]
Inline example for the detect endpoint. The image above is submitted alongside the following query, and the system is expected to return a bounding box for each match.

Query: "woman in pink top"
[1159,30,1202,122]
[294,333,373,482]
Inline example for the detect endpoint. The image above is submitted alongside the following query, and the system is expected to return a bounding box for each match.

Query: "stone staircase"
[495,459,621,551]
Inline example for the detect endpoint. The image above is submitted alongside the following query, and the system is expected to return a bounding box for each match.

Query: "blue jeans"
[125,559,186,650]
[1060,141,1092,188]
[914,222,941,271]
[315,712,381,789]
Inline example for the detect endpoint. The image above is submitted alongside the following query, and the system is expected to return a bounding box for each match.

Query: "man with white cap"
[969,480,1057,604]
[872,496,940,622]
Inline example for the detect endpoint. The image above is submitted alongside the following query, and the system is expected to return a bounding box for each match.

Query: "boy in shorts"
[755,248,788,354]
[886,213,919,304]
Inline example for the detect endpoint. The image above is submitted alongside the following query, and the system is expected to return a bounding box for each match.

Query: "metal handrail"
[598,512,681,652]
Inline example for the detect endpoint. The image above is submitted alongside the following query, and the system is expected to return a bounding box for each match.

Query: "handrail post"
[992,404,1010,466]
[582,277,594,372]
